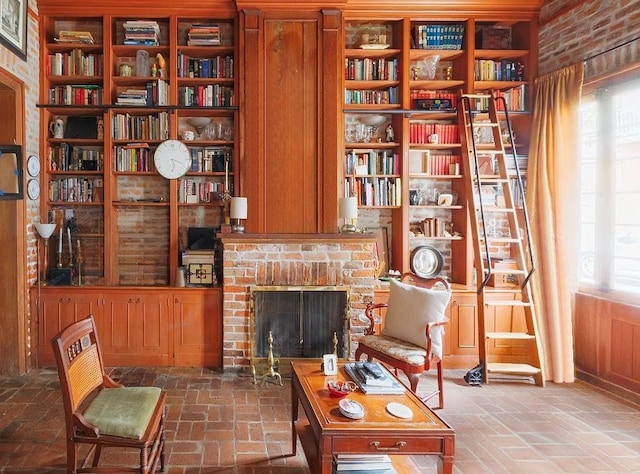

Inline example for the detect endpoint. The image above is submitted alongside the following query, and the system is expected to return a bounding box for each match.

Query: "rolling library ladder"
[458,91,544,387]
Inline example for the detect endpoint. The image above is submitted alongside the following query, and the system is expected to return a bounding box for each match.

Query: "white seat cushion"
[381,278,451,359]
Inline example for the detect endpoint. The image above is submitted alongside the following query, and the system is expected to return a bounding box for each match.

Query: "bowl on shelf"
[186,117,213,137]
[358,114,387,127]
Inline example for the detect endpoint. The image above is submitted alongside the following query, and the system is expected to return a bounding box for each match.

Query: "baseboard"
[576,369,640,407]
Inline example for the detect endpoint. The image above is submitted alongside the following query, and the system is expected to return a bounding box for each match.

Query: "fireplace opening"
[250,286,350,372]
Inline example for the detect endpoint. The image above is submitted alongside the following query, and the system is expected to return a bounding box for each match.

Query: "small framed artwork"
[323,354,338,376]
[0,0,28,60]
[0,145,23,200]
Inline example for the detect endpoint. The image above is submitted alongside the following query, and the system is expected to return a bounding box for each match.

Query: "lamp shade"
[230,197,248,219]
[339,197,358,219]
[34,222,56,239]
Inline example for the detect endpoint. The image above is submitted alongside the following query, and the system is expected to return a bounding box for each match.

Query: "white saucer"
[386,402,413,419]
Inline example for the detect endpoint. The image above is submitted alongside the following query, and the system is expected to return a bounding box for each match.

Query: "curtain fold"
[527,62,584,383]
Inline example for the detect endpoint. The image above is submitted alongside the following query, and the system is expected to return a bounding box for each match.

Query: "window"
[579,78,640,295]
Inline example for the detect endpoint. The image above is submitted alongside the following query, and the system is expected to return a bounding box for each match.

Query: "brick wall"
[221,236,377,370]
[539,0,640,78]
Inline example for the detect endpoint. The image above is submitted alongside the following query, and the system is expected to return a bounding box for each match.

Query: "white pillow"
[381,278,451,359]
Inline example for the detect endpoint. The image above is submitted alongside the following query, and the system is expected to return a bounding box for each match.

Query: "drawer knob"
[370,441,406,451]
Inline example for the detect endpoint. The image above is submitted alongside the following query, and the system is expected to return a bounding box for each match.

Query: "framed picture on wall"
[0,145,24,200]
[0,0,27,60]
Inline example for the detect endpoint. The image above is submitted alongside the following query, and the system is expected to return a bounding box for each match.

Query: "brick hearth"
[220,234,377,370]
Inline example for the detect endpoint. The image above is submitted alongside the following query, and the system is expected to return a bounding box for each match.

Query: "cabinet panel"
[173,289,222,367]
[35,289,102,366]
[102,291,170,366]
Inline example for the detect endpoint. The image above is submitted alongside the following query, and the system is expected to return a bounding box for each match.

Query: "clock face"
[153,140,191,179]
[27,155,40,177]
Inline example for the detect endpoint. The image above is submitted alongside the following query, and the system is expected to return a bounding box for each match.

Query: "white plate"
[386,402,413,419]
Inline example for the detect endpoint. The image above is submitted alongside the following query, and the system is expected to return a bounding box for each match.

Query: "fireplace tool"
[252,330,282,386]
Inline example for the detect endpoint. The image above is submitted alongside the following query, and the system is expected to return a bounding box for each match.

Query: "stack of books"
[55,31,95,44]
[116,89,148,106]
[333,454,396,473]
[344,362,405,395]
[123,20,160,46]
[187,24,221,46]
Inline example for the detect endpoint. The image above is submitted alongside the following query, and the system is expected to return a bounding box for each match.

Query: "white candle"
[58,228,62,253]
[224,159,229,192]
[67,228,72,253]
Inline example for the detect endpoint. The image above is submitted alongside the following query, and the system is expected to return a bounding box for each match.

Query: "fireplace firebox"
[250,286,350,375]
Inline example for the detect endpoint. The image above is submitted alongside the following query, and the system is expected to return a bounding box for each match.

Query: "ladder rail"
[495,96,536,288]
[458,94,494,292]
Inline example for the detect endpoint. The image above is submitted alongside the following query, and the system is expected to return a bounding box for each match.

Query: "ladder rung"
[479,237,521,244]
[474,206,516,212]
[474,177,509,183]
[488,268,527,275]
[485,300,531,307]
[487,363,541,376]
[486,331,535,340]
[461,93,492,99]
[468,122,500,128]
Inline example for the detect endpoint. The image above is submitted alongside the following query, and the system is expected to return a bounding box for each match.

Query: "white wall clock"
[27,155,40,177]
[153,140,191,179]
[27,178,40,200]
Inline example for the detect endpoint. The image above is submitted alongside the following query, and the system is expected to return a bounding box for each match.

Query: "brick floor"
[1,366,640,473]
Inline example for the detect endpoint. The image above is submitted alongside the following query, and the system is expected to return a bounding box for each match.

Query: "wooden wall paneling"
[263,14,319,233]
[319,10,342,233]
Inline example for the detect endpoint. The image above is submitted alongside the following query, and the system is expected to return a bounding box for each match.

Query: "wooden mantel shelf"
[219,233,376,243]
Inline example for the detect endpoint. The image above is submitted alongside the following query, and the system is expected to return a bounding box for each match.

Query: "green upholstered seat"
[83,387,162,439]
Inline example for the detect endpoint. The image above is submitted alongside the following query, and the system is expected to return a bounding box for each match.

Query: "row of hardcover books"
[187,147,231,173]
[48,85,103,106]
[111,112,169,141]
[473,85,528,111]
[410,90,457,110]
[47,50,103,77]
[345,87,399,105]
[176,52,234,79]
[49,145,103,172]
[344,176,402,207]
[412,23,465,50]
[123,20,160,46]
[410,122,459,145]
[48,177,103,203]
[410,152,462,176]
[178,180,226,204]
[187,24,221,46]
[178,85,235,107]
[344,57,399,81]
[345,150,400,176]
[113,144,152,172]
[474,59,525,82]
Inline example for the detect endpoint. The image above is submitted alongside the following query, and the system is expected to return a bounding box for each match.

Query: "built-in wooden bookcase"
[39,14,237,287]
[342,15,536,285]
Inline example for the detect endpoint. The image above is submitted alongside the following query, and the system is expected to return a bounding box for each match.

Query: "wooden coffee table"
[291,361,455,474]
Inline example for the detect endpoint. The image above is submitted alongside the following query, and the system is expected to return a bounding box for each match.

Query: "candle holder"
[34,223,57,284]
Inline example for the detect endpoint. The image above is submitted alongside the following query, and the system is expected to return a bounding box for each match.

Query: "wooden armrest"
[363,302,387,336]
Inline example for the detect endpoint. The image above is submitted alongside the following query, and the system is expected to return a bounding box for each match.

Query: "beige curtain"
[528,63,584,383]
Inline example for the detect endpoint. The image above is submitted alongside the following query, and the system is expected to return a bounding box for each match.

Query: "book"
[344,363,405,394]
[334,454,396,473]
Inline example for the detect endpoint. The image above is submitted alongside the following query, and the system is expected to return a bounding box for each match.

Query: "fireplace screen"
[250,286,350,361]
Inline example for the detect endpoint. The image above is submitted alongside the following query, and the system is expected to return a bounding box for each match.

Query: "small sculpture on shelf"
[385,124,395,143]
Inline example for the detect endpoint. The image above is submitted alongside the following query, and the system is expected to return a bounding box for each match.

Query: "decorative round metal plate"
[410,245,444,279]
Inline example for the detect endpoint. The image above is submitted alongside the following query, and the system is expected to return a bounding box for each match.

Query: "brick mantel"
[220,233,377,370]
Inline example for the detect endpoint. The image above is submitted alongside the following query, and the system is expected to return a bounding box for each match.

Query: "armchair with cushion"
[51,315,166,473]
[355,273,451,409]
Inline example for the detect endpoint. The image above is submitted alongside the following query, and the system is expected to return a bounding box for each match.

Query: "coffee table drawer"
[333,436,444,453]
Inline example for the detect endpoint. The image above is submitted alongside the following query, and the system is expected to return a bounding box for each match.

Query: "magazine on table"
[344,362,406,395]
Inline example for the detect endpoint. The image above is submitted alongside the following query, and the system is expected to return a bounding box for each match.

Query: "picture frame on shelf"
[0,0,28,60]
[370,227,390,277]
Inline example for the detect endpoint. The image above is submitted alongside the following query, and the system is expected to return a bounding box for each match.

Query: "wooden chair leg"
[408,372,420,393]
[436,359,444,410]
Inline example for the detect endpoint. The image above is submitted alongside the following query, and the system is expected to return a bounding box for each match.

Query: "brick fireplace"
[220,234,377,370]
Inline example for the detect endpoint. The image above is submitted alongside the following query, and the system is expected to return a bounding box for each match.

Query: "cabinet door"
[37,290,102,367]
[102,291,170,366]
[448,293,478,357]
[173,289,222,367]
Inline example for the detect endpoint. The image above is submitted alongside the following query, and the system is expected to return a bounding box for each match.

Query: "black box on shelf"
[49,268,72,286]
[476,26,512,49]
